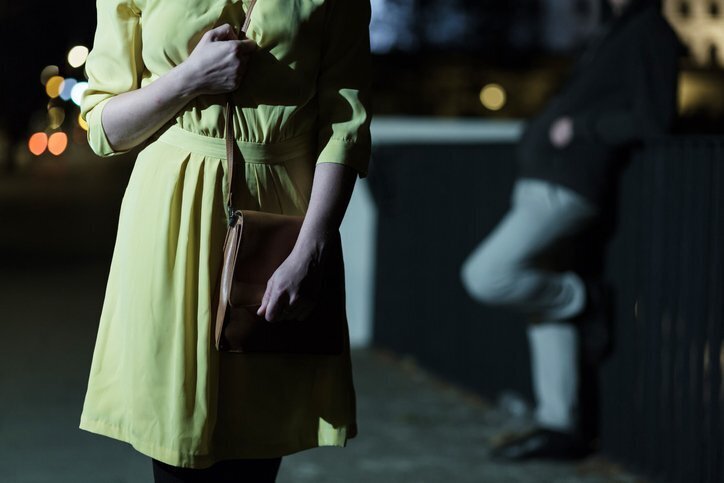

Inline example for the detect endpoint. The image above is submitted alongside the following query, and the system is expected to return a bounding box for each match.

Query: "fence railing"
[600,138,723,482]
[368,134,724,482]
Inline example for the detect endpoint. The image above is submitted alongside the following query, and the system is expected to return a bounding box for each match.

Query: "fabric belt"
[156,124,315,164]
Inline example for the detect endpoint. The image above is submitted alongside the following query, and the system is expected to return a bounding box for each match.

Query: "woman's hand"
[256,237,329,323]
[180,23,258,97]
[257,163,357,323]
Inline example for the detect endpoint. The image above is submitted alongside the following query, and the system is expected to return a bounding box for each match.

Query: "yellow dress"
[78,0,371,469]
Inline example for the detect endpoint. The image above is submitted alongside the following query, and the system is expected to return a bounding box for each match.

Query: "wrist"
[168,62,201,100]
[293,227,334,260]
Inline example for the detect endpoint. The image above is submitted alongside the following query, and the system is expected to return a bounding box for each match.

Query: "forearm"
[99,63,200,152]
[293,162,357,256]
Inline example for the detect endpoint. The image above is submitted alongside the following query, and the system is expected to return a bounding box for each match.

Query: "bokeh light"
[40,65,59,86]
[28,132,48,156]
[48,132,68,156]
[48,106,66,129]
[71,82,88,107]
[60,78,77,101]
[480,84,507,111]
[67,45,89,68]
[46,76,65,99]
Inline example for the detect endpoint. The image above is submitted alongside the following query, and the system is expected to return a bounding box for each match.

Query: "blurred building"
[664,0,724,67]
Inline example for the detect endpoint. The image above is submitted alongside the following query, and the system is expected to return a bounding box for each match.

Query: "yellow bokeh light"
[48,106,66,129]
[480,84,507,111]
[78,112,89,130]
[48,132,68,156]
[40,65,59,86]
[46,76,65,98]
[28,132,48,156]
[68,45,89,68]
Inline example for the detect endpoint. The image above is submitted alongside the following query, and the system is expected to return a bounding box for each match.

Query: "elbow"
[87,126,131,158]
[87,133,125,158]
[84,99,132,157]
[316,137,370,178]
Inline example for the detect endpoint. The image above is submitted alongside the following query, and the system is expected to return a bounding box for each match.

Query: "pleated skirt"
[78,124,357,469]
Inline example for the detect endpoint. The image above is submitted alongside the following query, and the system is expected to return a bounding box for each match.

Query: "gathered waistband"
[155,124,315,164]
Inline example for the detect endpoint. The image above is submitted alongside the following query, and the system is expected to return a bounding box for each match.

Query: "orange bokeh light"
[28,132,48,156]
[46,76,64,98]
[48,132,68,155]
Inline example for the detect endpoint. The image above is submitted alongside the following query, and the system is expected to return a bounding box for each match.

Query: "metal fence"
[368,137,724,482]
[600,138,723,482]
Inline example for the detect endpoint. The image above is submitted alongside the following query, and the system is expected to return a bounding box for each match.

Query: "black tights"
[151,457,282,483]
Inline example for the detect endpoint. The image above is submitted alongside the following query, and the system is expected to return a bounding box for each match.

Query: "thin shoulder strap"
[241,0,257,33]
[224,0,258,224]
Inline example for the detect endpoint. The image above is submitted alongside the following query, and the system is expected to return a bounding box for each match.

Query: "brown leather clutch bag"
[212,0,345,354]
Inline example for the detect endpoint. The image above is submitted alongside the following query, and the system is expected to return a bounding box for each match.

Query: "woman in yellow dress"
[79,0,371,480]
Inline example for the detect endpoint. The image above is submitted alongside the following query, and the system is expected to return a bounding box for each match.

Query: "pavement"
[0,261,642,483]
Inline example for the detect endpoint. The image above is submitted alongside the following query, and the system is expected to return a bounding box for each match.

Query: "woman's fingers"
[282,298,307,321]
[255,254,324,323]
[261,290,317,322]
[206,23,238,41]
[262,297,277,322]
[283,295,316,321]
[263,290,286,322]
[256,279,272,317]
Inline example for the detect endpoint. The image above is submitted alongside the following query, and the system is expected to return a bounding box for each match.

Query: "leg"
[460,178,597,320]
[527,322,579,432]
[490,323,592,461]
[152,457,282,483]
[462,179,598,459]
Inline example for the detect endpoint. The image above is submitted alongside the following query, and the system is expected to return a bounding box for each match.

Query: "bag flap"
[229,210,304,304]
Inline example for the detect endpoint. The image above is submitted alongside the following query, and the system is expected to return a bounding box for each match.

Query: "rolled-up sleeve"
[80,0,144,157]
[315,0,372,178]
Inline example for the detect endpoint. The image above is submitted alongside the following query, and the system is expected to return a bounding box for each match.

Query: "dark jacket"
[516,4,684,206]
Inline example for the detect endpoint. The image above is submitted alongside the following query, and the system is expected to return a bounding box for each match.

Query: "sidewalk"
[279,349,640,483]
[0,263,640,483]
